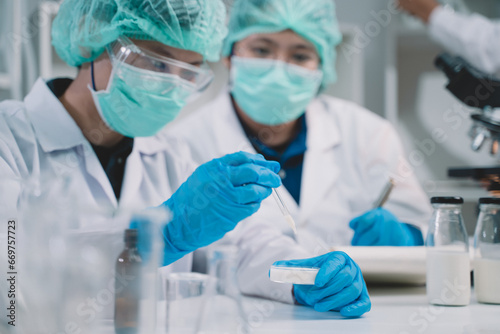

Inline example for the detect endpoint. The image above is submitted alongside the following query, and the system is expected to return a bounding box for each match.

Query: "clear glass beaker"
[426,197,471,306]
[473,198,500,304]
[166,272,211,334]
[200,244,248,334]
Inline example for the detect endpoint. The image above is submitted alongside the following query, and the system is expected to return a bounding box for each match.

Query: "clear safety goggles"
[232,44,321,68]
[231,56,323,83]
[107,37,214,92]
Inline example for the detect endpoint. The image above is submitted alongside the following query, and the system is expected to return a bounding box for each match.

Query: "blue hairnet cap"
[52,0,228,66]
[223,0,343,86]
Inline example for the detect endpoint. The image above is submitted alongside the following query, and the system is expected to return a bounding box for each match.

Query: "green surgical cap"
[223,0,342,85]
[52,0,228,66]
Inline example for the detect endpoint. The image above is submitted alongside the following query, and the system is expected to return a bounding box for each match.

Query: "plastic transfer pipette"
[272,188,297,234]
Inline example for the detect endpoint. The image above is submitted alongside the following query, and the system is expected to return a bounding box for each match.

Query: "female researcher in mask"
[166,0,432,293]
[0,0,370,322]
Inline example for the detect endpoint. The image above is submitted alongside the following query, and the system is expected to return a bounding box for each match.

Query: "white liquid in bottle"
[474,259,500,304]
[426,250,471,306]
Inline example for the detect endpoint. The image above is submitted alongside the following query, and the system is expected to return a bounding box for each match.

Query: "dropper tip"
[285,214,298,235]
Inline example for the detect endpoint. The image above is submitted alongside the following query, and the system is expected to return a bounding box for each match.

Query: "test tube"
[272,188,297,234]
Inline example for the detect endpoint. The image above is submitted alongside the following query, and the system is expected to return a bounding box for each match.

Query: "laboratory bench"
[238,286,500,334]
[96,285,499,334]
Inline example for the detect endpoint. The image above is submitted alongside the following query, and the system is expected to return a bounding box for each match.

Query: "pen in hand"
[373,178,395,209]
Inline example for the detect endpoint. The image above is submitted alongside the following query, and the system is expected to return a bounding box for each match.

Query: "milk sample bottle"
[474,198,500,304]
[426,197,471,306]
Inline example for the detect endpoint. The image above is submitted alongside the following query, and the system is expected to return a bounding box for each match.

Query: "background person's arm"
[397,0,440,22]
[398,0,500,76]
[428,6,500,76]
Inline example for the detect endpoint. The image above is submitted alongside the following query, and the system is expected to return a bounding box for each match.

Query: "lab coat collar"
[24,78,88,153]
[305,96,342,152]
[212,89,342,154]
[134,136,168,155]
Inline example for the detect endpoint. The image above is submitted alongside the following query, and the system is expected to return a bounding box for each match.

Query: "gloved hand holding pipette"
[162,151,281,265]
[272,252,371,317]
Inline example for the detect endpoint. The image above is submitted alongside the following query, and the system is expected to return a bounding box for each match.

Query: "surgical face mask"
[90,37,213,138]
[229,56,323,126]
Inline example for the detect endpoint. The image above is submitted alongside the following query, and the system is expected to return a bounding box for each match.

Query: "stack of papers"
[336,246,427,285]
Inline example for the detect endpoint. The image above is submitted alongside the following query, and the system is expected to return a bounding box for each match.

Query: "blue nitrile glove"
[162,152,281,265]
[273,252,371,317]
[349,208,423,246]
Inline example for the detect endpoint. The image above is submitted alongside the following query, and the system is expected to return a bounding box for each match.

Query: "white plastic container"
[269,265,319,285]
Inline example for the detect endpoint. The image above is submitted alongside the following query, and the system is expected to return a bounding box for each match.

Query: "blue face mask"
[230,56,323,126]
[90,62,197,138]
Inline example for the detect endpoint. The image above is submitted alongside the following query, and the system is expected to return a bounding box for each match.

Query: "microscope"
[435,53,500,194]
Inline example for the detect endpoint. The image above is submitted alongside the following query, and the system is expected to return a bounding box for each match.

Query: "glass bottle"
[473,198,500,304]
[115,229,142,334]
[426,197,470,306]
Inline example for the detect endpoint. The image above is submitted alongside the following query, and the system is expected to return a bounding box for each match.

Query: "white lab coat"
[165,89,432,256]
[429,6,500,77]
[0,79,305,328]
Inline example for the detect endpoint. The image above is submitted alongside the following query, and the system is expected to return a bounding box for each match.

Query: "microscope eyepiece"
[435,53,464,79]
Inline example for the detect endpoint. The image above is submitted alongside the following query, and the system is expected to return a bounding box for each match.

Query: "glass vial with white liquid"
[426,197,471,306]
[474,198,500,304]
